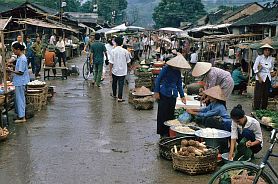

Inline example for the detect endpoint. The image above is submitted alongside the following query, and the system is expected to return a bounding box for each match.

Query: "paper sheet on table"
[176,100,200,106]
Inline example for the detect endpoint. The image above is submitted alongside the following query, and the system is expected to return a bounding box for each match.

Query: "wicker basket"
[26,93,44,111]
[171,147,218,175]
[27,84,46,88]
[267,99,278,110]
[128,89,136,105]
[134,70,152,77]
[159,137,196,160]
[133,96,154,110]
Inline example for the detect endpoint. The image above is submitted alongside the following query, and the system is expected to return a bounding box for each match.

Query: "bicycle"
[208,128,278,184]
[82,52,94,80]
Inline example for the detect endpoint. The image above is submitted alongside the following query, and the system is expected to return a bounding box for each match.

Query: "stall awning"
[17,18,79,33]
[78,23,95,32]
[0,17,12,31]
[159,27,183,32]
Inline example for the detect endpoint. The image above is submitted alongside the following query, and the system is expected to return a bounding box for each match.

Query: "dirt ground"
[0,55,277,184]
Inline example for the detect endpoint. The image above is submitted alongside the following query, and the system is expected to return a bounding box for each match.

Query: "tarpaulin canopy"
[159,27,183,32]
[112,23,127,31]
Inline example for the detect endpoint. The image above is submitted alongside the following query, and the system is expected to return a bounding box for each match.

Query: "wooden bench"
[43,65,68,80]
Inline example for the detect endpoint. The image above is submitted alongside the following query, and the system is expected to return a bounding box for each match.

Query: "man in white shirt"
[109,36,131,102]
[11,35,26,49]
[190,48,198,64]
[56,36,66,67]
[49,34,56,45]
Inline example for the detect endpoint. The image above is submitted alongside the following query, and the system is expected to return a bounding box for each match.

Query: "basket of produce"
[170,125,200,136]
[267,98,278,111]
[151,68,162,75]
[0,127,9,141]
[159,136,195,160]
[252,110,278,128]
[0,95,5,105]
[27,80,46,88]
[132,86,153,97]
[195,128,231,148]
[171,140,218,175]
[133,96,155,110]
[153,61,165,68]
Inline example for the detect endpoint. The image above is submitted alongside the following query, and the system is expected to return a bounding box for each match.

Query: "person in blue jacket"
[187,85,232,132]
[154,54,191,137]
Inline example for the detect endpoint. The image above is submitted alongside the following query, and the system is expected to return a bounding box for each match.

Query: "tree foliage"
[153,0,206,28]
[97,0,128,24]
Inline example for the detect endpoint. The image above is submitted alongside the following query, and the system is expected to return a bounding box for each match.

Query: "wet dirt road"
[0,55,277,184]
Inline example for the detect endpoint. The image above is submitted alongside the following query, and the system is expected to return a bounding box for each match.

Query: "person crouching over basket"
[186,85,232,132]
[229,105,263,161]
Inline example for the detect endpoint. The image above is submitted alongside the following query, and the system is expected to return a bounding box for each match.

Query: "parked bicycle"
[82,52,94,80]
[208,128,278,184]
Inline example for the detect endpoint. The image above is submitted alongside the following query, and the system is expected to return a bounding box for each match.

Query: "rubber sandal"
[117,99,125,102]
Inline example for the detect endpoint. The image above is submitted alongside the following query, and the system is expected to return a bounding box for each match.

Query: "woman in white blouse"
[253,44,275,110]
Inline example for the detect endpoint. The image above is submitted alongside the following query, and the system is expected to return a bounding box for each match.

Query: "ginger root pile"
[0,127,9,137]
[174,140,209,157]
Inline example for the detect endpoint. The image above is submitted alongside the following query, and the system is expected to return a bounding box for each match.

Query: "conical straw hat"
[166,54,191,69]
[259,43,275,55]
[133,86,152,96]
[260,43,274,50]
[192,62,212,77]
[203,85,226,101]
[261,37,273,45]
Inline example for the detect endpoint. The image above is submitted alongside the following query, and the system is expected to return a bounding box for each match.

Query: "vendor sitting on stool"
[187,85,232,132]
[232,63,248,95]
[44,45,57,76]
[154,54,191,138]
[229,104,263,161]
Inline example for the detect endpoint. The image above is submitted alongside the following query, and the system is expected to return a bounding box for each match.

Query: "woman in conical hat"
[253,43,275,110]
[153,54,191,137]
[187,86,232,134]
[192,62,234,99]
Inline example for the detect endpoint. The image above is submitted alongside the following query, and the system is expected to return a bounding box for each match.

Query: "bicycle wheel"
[82,61,90,80]
[208,162,274,184]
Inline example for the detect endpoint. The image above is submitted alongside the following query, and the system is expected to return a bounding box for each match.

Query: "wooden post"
[247,47,253,86]
[0,31,7,93]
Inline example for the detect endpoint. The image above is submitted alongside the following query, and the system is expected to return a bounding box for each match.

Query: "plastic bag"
[178,111,192,123]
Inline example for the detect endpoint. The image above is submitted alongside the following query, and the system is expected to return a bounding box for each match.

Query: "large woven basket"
[171,148,218,175]
[133,97,154,110]
[159,136,195,160]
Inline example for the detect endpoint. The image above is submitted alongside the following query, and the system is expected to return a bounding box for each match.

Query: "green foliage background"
[152,0,206,28]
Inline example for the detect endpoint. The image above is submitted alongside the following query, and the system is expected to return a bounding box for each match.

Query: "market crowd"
[6,31,278,162]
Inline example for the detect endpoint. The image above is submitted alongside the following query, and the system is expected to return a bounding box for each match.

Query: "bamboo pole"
[247,48,253,86]
[0,31,7,93]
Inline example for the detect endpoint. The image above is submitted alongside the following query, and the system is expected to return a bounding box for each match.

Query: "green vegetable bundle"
[174,108,186,119]
[255,110,278,128]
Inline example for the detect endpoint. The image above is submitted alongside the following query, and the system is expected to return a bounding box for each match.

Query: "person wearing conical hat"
[192,62,234,100]
[154,55,191,137]
[187,86,232,133]
[253,43,275,110]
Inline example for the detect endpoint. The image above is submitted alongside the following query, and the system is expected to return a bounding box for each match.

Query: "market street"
[0,55,277,184]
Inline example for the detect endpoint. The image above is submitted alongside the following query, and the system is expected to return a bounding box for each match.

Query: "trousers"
[94,63,103,86]
[254,77,270,110]
[15,86,26,118]
[112,74,125,99]
[157,94,176,136]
